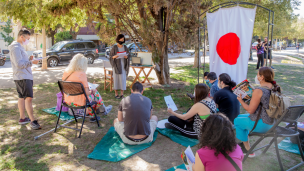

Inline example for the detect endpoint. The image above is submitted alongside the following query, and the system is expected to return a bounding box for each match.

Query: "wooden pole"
[41,25,48,70]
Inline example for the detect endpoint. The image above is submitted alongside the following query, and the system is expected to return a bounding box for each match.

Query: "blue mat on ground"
[156,128,199,147]
[87,127,158,162]
[42,107,74,121]
[278,137,303,155]
[165,164,186,171]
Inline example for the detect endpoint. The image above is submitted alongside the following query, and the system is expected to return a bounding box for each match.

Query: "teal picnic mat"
[165,164,186,171]
[278,137,303,155]
[42,107,74,121]
[87,127,158,162]
[157,128,199,147]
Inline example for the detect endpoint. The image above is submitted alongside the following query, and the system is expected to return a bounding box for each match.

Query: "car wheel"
[87,55,94,64]
[47,57,58,67]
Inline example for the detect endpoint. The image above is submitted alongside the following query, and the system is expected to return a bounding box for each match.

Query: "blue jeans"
[234,114,273,142]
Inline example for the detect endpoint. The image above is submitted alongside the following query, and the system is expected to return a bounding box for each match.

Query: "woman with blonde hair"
[62,54,111,122]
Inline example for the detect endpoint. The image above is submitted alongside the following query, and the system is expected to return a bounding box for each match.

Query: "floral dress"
[67,90,104,117]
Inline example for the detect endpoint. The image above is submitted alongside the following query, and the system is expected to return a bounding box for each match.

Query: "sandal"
[120,95,124,99]
[115,95,120,99]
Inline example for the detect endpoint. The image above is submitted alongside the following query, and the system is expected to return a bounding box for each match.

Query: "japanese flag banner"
[207,6,256,84]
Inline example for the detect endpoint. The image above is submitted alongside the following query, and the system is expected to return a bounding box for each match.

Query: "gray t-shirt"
[8,41,33,80]
[119,93,153,136]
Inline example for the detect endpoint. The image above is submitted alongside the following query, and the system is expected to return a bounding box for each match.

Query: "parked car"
[251,42,258,50]
[32,40,99,67]
[105,42,148,59]
[0,50,9,66]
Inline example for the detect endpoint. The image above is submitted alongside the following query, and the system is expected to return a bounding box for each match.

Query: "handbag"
[55,72,74,112]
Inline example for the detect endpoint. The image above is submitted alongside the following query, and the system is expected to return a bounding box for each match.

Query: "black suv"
[32,40,99,67]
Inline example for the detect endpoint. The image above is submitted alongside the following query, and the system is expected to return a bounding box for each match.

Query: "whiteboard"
[137,52,152,65]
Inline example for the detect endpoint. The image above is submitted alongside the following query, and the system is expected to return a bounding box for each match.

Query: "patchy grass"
[0,64,304,171]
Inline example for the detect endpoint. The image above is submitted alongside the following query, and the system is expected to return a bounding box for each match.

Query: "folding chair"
[103,60,113,91]
[55,81,100,138]
[243,105,304,171]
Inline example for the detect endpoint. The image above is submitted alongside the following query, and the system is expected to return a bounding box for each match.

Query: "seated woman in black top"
[213,73,240,123]
[166,83,217,139]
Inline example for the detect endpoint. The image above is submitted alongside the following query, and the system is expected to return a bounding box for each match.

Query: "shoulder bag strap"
[221,151,241,171]
[249,103,262,134]
[63,72,74,81]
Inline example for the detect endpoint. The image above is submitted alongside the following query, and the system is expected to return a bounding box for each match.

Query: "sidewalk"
[1,49,303,89]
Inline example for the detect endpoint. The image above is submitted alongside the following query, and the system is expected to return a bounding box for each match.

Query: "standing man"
[263,37,274,69]
[8,28,41,129]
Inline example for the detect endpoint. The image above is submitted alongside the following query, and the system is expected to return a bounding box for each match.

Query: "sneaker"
[30,120,41,130]
[104,105,113,115]
[19,117,31,125]
[238,142,255,158]
[187,93,194,100]
[89,116,101,123]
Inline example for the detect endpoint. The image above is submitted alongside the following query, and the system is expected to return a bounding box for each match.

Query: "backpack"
[250,86,290,133]
[265,86,291,119]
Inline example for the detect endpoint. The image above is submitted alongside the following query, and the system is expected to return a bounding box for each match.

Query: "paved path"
[0,48,303,89]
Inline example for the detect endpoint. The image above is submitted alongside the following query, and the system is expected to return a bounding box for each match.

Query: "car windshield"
[50,42,66,51]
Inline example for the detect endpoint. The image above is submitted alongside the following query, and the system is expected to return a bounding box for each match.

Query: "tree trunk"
[154,7,170,85]
[193,46,200,68]
[154,48,170,85]
[41,25,48,70]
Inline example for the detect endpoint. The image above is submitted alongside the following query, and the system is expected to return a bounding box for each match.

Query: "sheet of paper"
[164,95,178,111]
[117,52,128,59]
[185,146,195,164]
[157,119,169,129]
[88,82,99,90]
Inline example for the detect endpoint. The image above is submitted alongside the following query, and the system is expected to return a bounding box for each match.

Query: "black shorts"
[14,80,33,99]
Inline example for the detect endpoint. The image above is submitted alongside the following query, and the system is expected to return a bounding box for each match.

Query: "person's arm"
[150,105,153,119]
[109,46,118,65]
[10,46,32,69]
[118,101,124,122]
[167,103,200,120]
[193,152,205,171]
[237,89,262,114]
[210,86,216,98]
[85,87,91,96]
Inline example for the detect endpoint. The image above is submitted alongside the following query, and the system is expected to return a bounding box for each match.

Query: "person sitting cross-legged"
[113,82,158,145]
[167,83,217,139]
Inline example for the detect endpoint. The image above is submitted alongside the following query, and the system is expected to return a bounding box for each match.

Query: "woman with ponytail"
[213,73,240,123]
[234,67,277,158]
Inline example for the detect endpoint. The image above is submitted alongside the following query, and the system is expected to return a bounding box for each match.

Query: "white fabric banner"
[207,6,256,84]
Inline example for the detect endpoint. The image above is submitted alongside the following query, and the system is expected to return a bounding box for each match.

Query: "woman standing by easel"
[109,34,130,99]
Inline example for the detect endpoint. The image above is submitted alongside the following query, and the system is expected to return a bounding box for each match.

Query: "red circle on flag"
[216,32,241,65]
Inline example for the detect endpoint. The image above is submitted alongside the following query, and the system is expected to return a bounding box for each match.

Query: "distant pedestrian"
[8,28,41,129]
[263,37,274,69]
[256,39,264,70]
